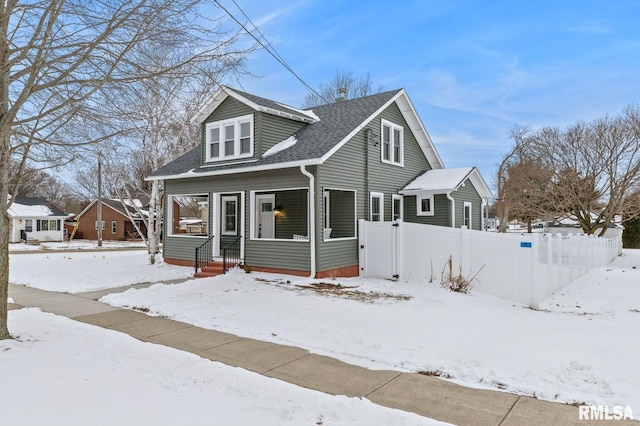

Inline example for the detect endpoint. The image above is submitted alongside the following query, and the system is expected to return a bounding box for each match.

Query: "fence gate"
[358,220,399,280]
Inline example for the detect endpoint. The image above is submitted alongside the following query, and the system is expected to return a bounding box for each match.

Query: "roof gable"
[192,86,317,124]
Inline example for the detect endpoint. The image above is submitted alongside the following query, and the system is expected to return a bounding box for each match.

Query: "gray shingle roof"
[151,88,401,179]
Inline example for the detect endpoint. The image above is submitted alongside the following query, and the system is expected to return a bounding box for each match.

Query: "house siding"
[315,100,432,272]
[403,194,451,227]
[452,178,483,230]
[163,168,312,271]
[258,113,306,156]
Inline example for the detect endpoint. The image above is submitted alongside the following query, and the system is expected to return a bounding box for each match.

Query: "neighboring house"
[148,86,491,277]
[74,198,149,241]
[8,197,67,243]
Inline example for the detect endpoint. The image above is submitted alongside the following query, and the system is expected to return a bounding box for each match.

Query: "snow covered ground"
[9,251,192,292]
[8,239,147,251]
[2,309,441,426]
[7,248,640,418]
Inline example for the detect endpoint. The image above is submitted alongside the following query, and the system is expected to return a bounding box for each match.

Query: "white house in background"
[8,197,67,243]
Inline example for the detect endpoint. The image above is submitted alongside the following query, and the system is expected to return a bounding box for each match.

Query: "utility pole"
[97,156,102,247]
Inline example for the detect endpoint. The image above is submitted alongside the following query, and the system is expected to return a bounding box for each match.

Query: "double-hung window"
[222,196,237,235]
[381,119,403,166]
[206,114,253,162]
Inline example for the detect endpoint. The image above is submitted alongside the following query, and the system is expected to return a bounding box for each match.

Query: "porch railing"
[222,235,242,273]
[194,234,215,274]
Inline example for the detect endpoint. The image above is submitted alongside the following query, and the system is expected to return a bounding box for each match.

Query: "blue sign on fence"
[520,241,532,248]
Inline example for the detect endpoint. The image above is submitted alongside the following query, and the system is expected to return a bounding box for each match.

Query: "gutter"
[300,165,316,278]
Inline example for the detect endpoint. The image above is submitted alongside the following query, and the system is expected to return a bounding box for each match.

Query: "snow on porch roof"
[400,167,492,198]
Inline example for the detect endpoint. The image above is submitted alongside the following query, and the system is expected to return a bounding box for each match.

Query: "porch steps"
[194,262,224,278]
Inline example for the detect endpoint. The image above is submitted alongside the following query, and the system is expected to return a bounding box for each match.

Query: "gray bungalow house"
[148,86,491,277]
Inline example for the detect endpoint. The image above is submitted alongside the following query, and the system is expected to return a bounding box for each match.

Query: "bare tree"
[504,106,640,236]
[0,0,251,339]
[302,70,384,108]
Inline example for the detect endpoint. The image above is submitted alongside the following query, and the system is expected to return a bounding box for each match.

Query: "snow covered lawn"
[2,309,440,426]
[100,251,640,413]
[9,251,193,293]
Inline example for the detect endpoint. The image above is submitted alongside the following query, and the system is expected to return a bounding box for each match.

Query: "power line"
[213,0,325,102]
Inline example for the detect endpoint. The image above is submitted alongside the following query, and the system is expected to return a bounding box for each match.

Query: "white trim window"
[392,194,403,221]
[370,192,384,222]
[464,201,472,229]
[222,195,238,235]
[111,220,117,234]
[205,114,253,162]
[417,194,434,216]
[381,119,403,166]
[167,194,209,237]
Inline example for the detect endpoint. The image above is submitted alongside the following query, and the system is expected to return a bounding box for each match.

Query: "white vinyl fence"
[358,220,622,308]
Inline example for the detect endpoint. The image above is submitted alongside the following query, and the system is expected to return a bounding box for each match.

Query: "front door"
[256,194,275,239]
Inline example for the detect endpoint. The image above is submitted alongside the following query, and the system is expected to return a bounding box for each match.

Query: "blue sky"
[215,0,640,188]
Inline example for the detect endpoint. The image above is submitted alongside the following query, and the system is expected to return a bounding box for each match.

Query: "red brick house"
[74,198,149,241]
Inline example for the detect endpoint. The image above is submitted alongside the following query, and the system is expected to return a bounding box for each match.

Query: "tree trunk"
[147,179,161,265]
[0,141,12,340]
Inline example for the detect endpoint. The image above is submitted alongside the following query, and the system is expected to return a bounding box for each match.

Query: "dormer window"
[205,114,253,162]
[381,119,403,166]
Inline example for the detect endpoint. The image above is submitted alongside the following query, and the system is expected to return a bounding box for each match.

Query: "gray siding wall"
[315,101,432,272]
[200,97,306,164]
[164,168,312,271]
[403,194,451,227]
[452,178,483,230]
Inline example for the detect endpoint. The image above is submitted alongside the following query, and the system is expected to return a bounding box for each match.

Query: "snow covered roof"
[400,167,492,198]
[8,197,67,218]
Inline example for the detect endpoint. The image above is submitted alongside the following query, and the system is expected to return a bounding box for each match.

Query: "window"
[168,194,209,236]
[251,189,309,240]
[323,189,356,240]
[222,196,237,235]
[94,220,106,230]
[111,220,117,234]
[25,219,32,232]
[205,114,253,161]
[381,119,403,165]
[464,202,472,229]
[392,194,402,221]
[370,192,384,222]
[417,194,434,216]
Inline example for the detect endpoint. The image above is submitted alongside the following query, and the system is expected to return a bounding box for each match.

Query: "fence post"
[358,219,366,277]
[530,233,540,309]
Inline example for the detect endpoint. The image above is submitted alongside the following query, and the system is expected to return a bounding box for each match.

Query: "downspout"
[481,197,488,231]
[446,192,455,228]
[300,165,316,278]
[365,129,371,216]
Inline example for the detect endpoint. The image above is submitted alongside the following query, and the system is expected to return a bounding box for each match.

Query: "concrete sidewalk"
[8,283,634,426]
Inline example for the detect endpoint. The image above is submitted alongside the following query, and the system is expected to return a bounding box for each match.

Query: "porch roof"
[400,167,492,198]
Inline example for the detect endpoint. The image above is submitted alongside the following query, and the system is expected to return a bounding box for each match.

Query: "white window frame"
[417,194,435,216]
[323,187,358,241]
[205,114,254,162]
[167,194,210,237]
[249,187,309,241]
[464,201,472,229]
[94,220,106,230]
[370,192,384,222]
[381,119,404,166]
[222,195,238,235]
[392,194,403,221]
[111,220,117,234]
